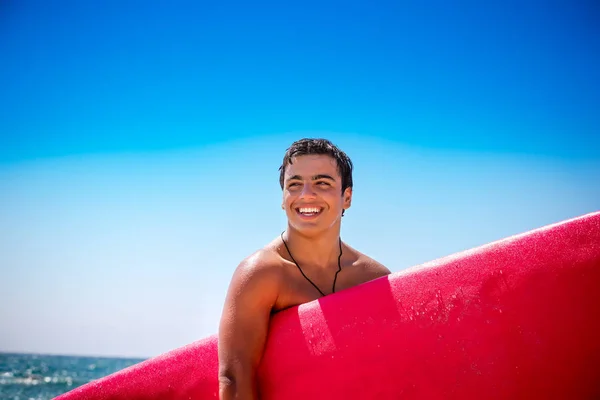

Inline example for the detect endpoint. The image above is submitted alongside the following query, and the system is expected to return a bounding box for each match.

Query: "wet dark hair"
[278,138,354,194]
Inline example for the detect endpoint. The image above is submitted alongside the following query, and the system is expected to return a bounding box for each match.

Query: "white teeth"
[299,207,321,214]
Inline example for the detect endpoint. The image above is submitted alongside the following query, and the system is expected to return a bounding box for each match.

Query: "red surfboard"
[56,211,600,399]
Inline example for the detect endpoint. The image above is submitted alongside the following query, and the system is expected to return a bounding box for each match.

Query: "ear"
[343,187,352,211]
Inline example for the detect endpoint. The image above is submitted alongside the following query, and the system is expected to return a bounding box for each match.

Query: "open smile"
[295,207,324,218]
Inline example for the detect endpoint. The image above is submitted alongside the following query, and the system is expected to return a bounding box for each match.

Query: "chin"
[288,220,338,238]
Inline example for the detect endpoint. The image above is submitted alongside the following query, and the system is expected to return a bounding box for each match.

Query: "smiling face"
[282,154,352,234]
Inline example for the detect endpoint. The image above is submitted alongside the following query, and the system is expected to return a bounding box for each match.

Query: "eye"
[316,181,330,186]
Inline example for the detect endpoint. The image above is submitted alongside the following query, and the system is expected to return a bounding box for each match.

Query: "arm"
[218,257,279,400]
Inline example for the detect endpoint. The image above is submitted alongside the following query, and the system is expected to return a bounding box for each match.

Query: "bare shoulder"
[346,244,392,280]
[219,240,284,350]
[227,244,283,296]
[360,254,392,279]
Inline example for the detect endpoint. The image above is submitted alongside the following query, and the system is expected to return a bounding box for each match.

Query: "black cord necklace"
[280,231,343,297]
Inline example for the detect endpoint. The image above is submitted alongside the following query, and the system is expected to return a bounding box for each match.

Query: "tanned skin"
[218,154,391,399]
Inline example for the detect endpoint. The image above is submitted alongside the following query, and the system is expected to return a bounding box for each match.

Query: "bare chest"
[273,260,370,313]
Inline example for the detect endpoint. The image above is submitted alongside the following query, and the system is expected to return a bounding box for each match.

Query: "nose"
[299,182,317,199]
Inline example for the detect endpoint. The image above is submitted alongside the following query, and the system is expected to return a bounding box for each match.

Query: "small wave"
[0,374,77,386]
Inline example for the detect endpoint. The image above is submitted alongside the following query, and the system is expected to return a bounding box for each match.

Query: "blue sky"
[1,1,599,358]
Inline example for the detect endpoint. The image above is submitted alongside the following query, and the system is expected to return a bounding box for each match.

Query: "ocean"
[0,352,146,400]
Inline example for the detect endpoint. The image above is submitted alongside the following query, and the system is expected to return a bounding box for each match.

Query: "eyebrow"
[288,174,336,182]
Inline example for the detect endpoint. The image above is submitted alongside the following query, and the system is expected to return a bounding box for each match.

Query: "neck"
[282,225,342,269]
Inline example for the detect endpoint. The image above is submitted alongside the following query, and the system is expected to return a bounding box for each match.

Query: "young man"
[217,138,391,399]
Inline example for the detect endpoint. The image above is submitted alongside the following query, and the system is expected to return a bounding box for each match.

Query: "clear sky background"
[1,1,599,358]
